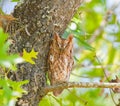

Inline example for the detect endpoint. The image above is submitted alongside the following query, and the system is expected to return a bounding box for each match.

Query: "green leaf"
[39,96,51,106]
[0,78,28,106]
[74,35,95,51]
[74,56,80,62]
[0,28,20,70]
[11,0,20,2]
[0,8,5,15]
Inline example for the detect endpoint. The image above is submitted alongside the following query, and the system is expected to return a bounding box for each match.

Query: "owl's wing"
[66,57,74,80]
[69,57,74,72]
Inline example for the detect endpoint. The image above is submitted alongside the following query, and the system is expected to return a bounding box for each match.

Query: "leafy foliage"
[0,78,28,106]
[0,28,28,106]
[74,35,95,51]
[0,28,20,70]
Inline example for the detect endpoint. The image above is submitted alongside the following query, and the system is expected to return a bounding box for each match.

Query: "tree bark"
[8,0,83,105]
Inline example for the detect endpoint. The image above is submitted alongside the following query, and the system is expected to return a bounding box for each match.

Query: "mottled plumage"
[48,33,74,96]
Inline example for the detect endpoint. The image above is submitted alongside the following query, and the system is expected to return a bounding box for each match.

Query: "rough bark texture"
[8,0,82,106]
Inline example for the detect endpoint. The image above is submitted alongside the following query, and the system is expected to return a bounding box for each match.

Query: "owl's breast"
[50,55,70,81]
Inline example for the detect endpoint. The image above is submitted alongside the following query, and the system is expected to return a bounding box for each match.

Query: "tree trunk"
[8,0,82,105]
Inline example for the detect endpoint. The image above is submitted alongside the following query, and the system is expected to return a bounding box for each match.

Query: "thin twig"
[73,63,120,70]
[67,89,88,105]
[110,89,117,106]
[95,54,117,105]
[71,72,103,78]
[25,25,31,36]
[43,82,120,93]
[95,55,110,81]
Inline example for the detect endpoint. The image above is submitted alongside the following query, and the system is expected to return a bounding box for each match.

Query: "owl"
[48,32,74,96]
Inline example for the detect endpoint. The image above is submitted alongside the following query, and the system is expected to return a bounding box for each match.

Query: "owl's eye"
[58,43,61,48]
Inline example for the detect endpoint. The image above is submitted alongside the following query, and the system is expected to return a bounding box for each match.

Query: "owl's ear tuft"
[54,32,61,41]
[68,34,73,42]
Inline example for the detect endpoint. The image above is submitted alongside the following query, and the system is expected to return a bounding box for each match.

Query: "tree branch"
[44,82,120,93]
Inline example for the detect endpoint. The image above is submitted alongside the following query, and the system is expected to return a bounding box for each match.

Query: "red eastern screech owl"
[48,33,74,96]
